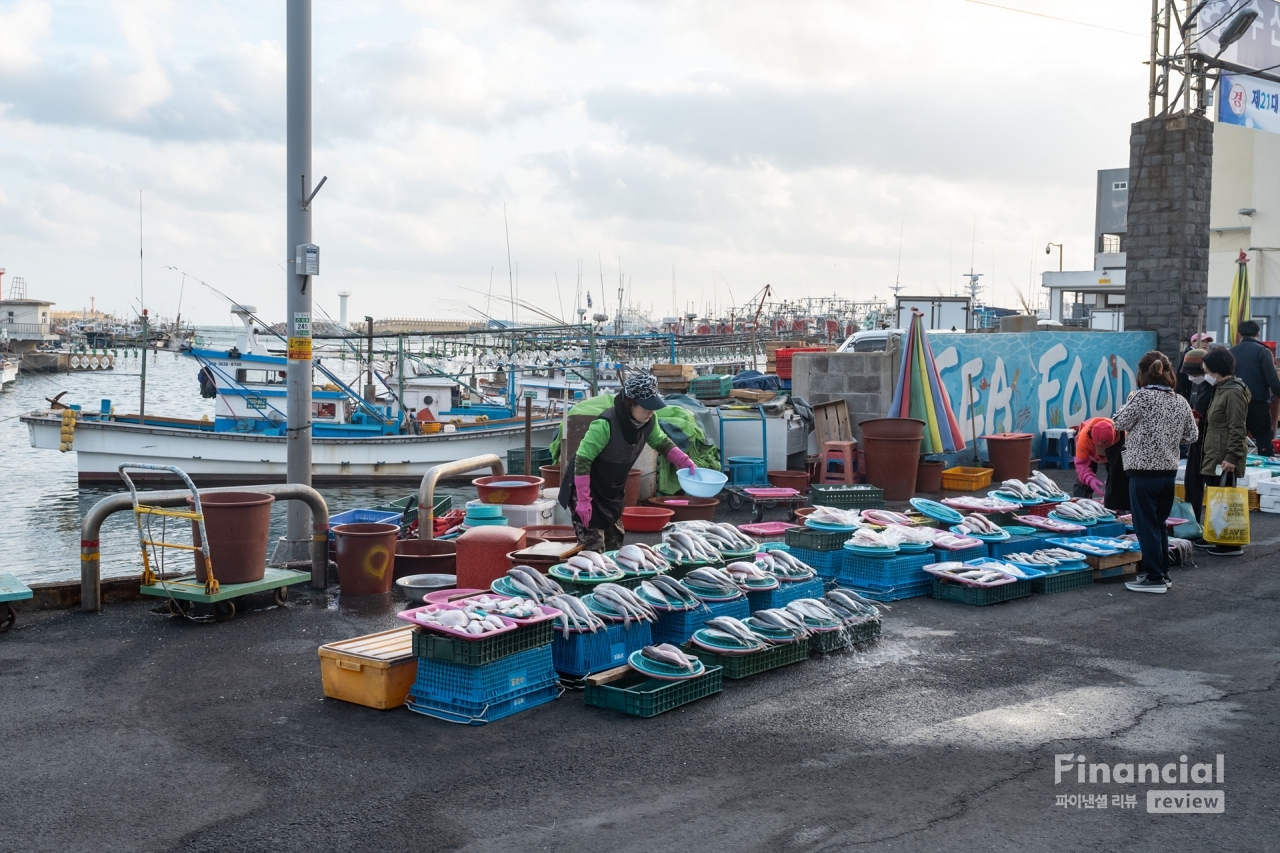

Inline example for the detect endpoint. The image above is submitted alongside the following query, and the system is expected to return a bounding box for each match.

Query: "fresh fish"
[591,583,657,627]
[639,643,697,673]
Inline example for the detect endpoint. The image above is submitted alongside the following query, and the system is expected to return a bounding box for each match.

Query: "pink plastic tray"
[448,594,560,626]
[396,603,519,639]
[923,563,1018,588]
[739,521,798,537]
[1014,514,1085,533]
[424,587,485,606]
[743,487,800,498]
[932,536,985,550]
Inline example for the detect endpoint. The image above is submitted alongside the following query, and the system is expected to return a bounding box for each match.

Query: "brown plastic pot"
[333,522,400,595]
[859,417,927,440]
[861,436,924,501]
[983,433,1034,481]
[767,470,810,494]
[394,539,457,581]
[624,468,642,507]
[522,525,578,542]
[539,464,561,489]
[916,459,945,494]
[646,495,720,521]
[187,492,274,585]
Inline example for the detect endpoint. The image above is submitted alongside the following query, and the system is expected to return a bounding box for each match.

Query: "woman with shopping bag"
[1111,351,1198,594]
[1196,348,1252,557]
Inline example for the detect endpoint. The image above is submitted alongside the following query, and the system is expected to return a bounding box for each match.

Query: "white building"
[0,298,59,350]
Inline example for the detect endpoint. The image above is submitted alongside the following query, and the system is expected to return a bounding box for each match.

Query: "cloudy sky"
[0,0,1150,326]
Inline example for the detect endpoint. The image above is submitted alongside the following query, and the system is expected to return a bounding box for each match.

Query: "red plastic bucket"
[187,492,274,585]
[333,522,399,595]
[983,433,1034,481]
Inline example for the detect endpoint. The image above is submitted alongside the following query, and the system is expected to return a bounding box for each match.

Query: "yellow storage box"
[318,626,417,710]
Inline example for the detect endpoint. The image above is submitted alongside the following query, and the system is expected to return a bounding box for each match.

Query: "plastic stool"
[819,441,858,485]
[725,455,766,486]
[1039,429,1075,470]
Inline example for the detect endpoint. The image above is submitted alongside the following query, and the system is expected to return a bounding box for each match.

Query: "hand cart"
[722,487,809,522]
[120,464,308,622]
[718,404,770,501]
[0,573,33,633]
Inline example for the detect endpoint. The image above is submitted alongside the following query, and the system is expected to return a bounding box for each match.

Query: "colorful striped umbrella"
[887,310,966,453]
[1228,251,1251,345]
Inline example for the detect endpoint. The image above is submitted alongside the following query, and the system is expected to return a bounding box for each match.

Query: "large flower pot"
[393,539,457,581]
[539,465,561,489]
[333,522,400,595]
[859,417,927,440]
[916,459,945,494]
[187,492,274,585]
[625,468,642,507]
[983,432,1034,481]
[862,436,924,501]
[646,495,720,521]
[767,470,810,494]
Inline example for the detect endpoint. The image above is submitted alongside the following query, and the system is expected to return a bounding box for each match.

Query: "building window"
[1100,233,1123,254]
[1112,181,1127,191]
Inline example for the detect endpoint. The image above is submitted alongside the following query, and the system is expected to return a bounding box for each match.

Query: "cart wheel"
[0,604,15,633]
[727,493,744,511]
[752,505,765,523]
[212,600,236,622]
[167,599,193,618]
[763,500,778,509]
[273,586,289,606]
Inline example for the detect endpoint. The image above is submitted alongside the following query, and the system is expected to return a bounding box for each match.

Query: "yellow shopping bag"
[1203,483,1250,545]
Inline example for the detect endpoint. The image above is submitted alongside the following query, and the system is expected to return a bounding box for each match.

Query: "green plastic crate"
[809,619,881,654]
[809,484,884,510]
[508,447,553,474]
[689,374,733,399]
[686,639,808,679]
[1030,568,1094,595]
[931,578,1031,606]
[369,495,450,524]
[784,527,849,551]
[412,623,554,666]
[584,665,722,717]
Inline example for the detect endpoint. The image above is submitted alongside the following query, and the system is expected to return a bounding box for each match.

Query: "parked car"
[836,328,904,353]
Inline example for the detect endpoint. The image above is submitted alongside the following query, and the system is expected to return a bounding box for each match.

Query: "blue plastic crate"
[838,552,933,590]
[652,597,750,645]
[987,533,1052,559]
[1091,521,1126,539]
[833,580,931,602]
[411,645,556,707]
[747,577,825,612]
[406,682,560,725]
[552,621,653,677]
[930,544,988,563]
[786,546,844,580]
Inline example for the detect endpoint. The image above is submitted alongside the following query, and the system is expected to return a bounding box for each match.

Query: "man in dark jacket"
[1229,321,1280,457]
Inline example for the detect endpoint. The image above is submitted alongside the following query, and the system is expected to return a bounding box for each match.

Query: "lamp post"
[1046,242,1064,272]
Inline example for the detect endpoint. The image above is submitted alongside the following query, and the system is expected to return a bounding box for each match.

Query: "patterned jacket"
[1111,386,1198,473]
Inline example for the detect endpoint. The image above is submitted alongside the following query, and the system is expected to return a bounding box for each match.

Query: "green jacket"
[1200,376,1251,476]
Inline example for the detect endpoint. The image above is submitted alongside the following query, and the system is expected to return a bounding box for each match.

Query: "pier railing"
[417,454,505,540]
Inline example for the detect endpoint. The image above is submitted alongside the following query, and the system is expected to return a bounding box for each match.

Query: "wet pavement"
[2,475,1278,852]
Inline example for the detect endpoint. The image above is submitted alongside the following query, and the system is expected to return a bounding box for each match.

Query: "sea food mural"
[928,331,1158,444]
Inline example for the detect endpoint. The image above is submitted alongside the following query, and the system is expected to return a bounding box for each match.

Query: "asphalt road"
[2,498,1278,853]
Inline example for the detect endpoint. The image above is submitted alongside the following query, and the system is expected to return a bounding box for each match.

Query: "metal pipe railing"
[80,483,329,612]
[417,454,504,540]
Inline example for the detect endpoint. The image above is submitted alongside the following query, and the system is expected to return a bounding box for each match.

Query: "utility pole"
[284,0,315,571]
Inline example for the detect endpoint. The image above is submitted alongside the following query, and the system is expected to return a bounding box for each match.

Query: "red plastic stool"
[819,441,858,485]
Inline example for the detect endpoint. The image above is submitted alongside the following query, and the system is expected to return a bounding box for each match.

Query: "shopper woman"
[560,375,697,551]
[1111,351,1198,593]
[1197,347,1251,557]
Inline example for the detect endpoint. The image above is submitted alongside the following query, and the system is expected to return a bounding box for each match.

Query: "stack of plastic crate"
[836,551,934,601]
[782,528,848,580]
[406,603,559,725]
[552,620,653,678]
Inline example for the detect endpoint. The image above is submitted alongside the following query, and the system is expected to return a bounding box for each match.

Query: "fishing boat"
[1,356,17,389]
[22,307,559,484]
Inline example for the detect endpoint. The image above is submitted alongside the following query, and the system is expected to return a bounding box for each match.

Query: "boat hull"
[24,413,560,485]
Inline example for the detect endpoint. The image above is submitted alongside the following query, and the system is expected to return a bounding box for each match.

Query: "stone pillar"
[1124,114,1213,360]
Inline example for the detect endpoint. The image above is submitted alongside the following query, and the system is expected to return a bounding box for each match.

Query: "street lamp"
[1045,242,1064,272]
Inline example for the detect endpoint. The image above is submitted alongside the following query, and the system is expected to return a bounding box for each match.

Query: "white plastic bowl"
[678,467,728,498]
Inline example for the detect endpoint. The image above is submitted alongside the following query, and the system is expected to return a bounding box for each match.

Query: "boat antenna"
[138,190,145,312]
[892,219,904,296]
[504,203,515,327]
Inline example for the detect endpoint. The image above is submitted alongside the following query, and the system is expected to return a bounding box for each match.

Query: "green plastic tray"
[809,484,884,510]
[931,578,1031,606]
[412,621,554,666]
[809,619,881,653]
[687,639,808,679]
[138,567,309,604]
[584,666,723,717]
[0,573,33,604]
[1029,568,1094,595]
[784,527,849,551]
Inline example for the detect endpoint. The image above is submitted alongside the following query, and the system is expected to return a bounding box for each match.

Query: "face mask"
[1190,375,1206,385]
[1205,375,1217,386]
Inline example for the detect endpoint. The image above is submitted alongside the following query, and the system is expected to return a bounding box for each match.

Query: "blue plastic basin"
[678,468,728,498]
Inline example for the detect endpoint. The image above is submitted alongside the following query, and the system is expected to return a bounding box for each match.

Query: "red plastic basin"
[472,474,545,505]
[621,506,674,532]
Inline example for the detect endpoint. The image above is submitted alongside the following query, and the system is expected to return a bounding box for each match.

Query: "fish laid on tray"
[847,528,898,549]
[1052,499,1110,521]
[545,594,607,637]
[997,473,1068,501]
[1014,514,1085,533]
[806,506,865,527]
[724,561,778,588]
[754,548,816,579]
[942,496,1021,512]
[931,531,984,550]
[682,567,742,598]
[954,514,1006,536]
[637,575,704,610]
[1003,548,1086,567]
[637,643,700,673]
[745,608,812,640]
[661,529,725,564]
[825,589,881,624]
[504,566,565,602]
[562,551,622,579]
[589,583,658,627]
[698,616,769,651]
[614,543,671,574]
[785,598,843,630]
[456,594,542,619]
[859,509,913,526]
[878,524,936,546]
[410,605,510,635]
[924,561,1018,587]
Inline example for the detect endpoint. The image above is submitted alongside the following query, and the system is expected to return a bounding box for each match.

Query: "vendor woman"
[1072,417,1116,498]
[559,375,697,551]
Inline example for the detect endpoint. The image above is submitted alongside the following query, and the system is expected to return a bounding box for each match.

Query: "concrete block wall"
[791,350,897,439]
[1125,114,1213,360]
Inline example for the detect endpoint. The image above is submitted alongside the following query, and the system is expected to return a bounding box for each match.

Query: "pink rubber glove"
[666,446,697,473]
[574,474,593,527]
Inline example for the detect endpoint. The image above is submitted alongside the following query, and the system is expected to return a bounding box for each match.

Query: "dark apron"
[1103,436,1130,513]
[559,407,652,529]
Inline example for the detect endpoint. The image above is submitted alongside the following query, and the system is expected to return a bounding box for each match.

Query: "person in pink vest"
[1072,417,1116,498]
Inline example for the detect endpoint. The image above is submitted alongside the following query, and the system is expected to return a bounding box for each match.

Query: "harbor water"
[0,331,471,585]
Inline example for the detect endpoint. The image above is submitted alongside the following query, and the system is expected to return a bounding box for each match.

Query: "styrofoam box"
[1255,478,1280,496]
[466,498,557,528]
[1259,494,1280,513]
[1246,470,1276,488]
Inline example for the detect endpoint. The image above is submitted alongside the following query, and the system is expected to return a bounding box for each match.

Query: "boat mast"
[286,0,314,564]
